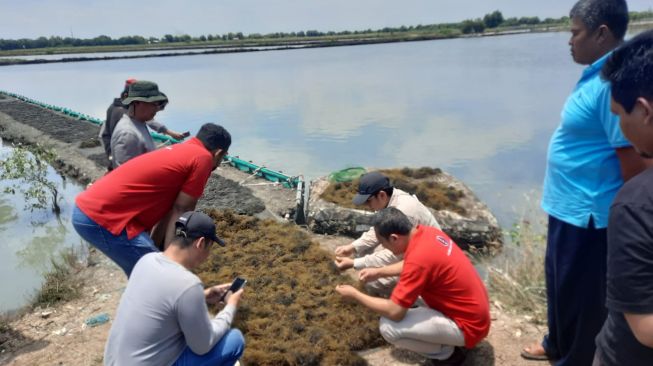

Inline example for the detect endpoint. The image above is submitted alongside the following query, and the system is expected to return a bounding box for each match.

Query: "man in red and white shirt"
[336,207,490,365]
[72,123,231,277]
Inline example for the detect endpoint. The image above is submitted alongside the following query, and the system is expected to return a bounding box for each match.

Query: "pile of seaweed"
[320,167,466,215]
[197,210,385,365]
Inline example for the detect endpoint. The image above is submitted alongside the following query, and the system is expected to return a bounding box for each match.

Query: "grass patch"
[486,219,547,324]
[198,210,384,365]
[32,249,83,308]
[320,167,467,215]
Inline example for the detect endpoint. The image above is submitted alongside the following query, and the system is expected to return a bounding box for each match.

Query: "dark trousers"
[542,215,608,366]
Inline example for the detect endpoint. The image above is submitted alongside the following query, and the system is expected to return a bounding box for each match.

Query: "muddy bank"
[0,95,295,218]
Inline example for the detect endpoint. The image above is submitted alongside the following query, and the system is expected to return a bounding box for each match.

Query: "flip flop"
[520,345,550,361]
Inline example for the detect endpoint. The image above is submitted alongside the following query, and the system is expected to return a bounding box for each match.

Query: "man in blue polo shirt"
[521,1,650,365]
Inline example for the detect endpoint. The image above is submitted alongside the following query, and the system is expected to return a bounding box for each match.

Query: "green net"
[328,167,367,183]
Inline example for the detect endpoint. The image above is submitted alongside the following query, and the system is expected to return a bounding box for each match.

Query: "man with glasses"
[334,171,441,297]
[100,79,185,171]
[110,80,183,168]
[104,211,246,366]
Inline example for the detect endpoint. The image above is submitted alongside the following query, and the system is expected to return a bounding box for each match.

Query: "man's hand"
[334,256,354,270]
[225,289,244,307]
[335,284,360,300]
[334,244,355,257]
[359,268,381,283]
[204,283,231,305]
[166,130,187,141]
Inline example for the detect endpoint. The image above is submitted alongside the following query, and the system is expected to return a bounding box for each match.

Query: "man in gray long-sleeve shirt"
[100,79,185,170]
[334,171,441,297]
[104,211,245,366]
[110,80,182,169]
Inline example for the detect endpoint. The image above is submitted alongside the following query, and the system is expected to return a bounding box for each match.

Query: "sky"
[1,0,651,40]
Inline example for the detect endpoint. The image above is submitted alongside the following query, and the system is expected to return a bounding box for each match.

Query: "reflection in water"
[0,32,591,225]
[0,143,84,313]
[16,218,67,272]
[0,199,17,232]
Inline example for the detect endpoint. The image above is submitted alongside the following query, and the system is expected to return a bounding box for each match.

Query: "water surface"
[0,32,586,225]
[0,141,85,313]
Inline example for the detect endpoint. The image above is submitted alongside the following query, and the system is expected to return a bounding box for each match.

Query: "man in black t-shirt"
[594,29,653,366]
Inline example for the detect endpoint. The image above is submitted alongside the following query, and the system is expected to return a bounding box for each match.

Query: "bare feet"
[521,342,549,361]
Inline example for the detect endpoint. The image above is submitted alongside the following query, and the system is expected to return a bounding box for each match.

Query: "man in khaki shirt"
[335,171,441,296]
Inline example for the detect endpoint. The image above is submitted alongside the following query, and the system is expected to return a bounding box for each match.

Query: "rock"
[307,169,502,253]
[40,311,53,319]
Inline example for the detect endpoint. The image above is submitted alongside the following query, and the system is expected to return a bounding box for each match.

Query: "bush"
[487,218,547,324]
[32,250,82,308]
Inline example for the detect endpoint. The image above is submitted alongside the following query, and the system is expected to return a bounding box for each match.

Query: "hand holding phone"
[220,277,247,302]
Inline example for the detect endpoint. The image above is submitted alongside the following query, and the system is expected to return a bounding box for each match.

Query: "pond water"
[0,31,612,227]
[0,141,85,313]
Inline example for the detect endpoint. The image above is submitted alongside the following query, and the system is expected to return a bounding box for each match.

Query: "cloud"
[388,114,535,168]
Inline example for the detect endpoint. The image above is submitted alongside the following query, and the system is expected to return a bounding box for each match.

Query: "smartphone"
[220,277,247,301]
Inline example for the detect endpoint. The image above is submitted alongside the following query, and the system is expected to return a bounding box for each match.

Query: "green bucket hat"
[122,80,168,105]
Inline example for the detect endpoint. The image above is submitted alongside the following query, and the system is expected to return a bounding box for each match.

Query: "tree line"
[1,10,651,51]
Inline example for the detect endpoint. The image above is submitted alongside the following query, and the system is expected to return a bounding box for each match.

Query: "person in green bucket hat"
[110,80,170,168]
[100,79,186,171]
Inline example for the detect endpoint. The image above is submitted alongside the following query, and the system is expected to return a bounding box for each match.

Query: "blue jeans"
[173,329,245,366]
[72,204,157,277]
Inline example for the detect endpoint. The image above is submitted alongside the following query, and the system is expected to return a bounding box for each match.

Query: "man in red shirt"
[336,207,490,365]
[72,123,231,277]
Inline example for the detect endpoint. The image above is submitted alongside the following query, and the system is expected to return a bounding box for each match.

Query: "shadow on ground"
[385,340,495,366]
[0,325,50,364]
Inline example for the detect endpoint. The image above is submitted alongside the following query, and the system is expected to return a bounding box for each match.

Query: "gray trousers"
[379,305,465,360]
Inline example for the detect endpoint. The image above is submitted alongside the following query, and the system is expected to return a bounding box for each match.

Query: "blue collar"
[580,52,612,81]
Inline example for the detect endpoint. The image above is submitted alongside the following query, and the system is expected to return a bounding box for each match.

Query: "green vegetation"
[321,167,467,215]
[487,219,547,324]
[198,210,383,365]
[32,249,82,308]
[2,10,651,57]
[0,143,62,215]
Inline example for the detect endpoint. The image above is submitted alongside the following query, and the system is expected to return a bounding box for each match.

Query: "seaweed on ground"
[320,167,466,215]
[197,210,384,366]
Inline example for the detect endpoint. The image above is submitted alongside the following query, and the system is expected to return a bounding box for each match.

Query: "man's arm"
[624,313,653,348]
[145,120,185,140]
[336,285,407,321]
[359,261,404,283]
[352,226,380,255]
[150,191,198,249]
[615,147,653,182]
[177,284,236,355]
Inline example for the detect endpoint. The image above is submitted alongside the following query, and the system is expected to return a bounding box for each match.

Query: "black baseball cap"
[175,211,225,246]
[352,171,392,205]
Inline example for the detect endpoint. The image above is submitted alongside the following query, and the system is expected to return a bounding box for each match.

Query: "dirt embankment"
[0,96,545,365]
